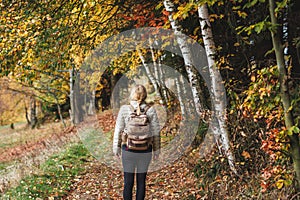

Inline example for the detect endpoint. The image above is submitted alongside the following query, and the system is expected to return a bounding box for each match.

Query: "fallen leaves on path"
[0,109,203,199]
[64,147,202,200]
[64,110,203,199]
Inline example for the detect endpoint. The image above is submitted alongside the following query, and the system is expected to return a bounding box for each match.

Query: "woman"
[113,84,161,200]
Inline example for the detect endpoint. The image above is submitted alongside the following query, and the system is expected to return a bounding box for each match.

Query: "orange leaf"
[242,151,251,159]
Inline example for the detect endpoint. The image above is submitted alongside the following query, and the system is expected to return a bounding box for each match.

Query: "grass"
[0,122,66,153]
[0,162,11,171]
[2,143,92,200]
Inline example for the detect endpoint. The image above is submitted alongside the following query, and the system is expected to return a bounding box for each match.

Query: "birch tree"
[163,0,238,174]
[175,75,187,117]
[268,0,300,188]
[163,0,205,116]
[136,48,164,101]
[157,56,170,104]
[149,40,168,105]
[198,3,238,175]
[149,37,175,107]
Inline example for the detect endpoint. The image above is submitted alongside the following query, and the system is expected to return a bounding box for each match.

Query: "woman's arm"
[113,106,126,156]
[148,106,161,157]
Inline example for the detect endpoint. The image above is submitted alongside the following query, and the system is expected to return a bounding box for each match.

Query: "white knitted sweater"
[112,101,161,155]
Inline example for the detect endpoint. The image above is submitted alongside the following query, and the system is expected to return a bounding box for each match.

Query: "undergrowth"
[192,154,299,200]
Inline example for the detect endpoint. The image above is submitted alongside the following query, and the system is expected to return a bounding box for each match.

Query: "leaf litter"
[64,110,202,200]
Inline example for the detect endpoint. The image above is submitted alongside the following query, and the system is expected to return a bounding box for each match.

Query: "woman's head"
[130,84,147,103]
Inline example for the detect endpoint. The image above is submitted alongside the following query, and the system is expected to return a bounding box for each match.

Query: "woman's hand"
[153,153,159,161]
[115,153,120,160]
[115,149,121,160]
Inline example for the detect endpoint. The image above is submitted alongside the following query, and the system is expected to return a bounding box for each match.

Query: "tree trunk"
[150,39,160,81]
[73,71,84,124]
[84,77,88,116]
[69,68,85,124]
[137,48,164,101]
[175,75,186,117]
[163,0,205,116]
[179,75,193,114]
[56,99,66,128]
[30,96,37,129]
[269,0,300,189]
[69,68,75,124]
[24,99,30,125]
[158,56,170,104]
[149,41,169,106]
[282,4,289,67]
[88,90,96,115]
[198,3,238,175]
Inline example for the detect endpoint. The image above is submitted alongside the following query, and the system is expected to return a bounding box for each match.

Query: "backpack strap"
[128,104,151,115]
[142,105,151,114]
[129,105,135,113]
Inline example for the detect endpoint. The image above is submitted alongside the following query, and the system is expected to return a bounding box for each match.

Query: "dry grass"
[0,122,79,193]
[0,121,70,153]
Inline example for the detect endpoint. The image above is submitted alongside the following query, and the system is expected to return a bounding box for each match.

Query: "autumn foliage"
[1,0,300,199]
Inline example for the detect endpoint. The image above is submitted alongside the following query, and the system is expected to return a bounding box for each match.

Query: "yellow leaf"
[276,179,284,189]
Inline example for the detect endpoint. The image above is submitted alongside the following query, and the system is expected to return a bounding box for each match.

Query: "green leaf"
[244,0,258,8]
[287,126,300,135]
[254,22,264,34]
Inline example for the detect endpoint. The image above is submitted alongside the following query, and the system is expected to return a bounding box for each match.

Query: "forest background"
[1,0,300,199]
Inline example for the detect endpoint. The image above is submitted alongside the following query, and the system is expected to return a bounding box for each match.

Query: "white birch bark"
[163,0,204,116]
[175,75,186,117]
[157,57,170,102]
[198,3,237,174]
[137,48,163,101]
[150,39,160,81]
[179,74,193,114]
[149,41,167,105]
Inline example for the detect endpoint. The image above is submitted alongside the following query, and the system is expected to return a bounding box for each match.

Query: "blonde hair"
[129,85,147,115]
[130,84,147,103]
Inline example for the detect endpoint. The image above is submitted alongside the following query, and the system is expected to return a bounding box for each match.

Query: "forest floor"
[63,147,202,200]
[0,110,204,199]
[2,111,298,199]
[64,110,203,199]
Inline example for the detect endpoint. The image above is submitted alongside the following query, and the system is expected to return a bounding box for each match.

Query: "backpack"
[122,105,152,151]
